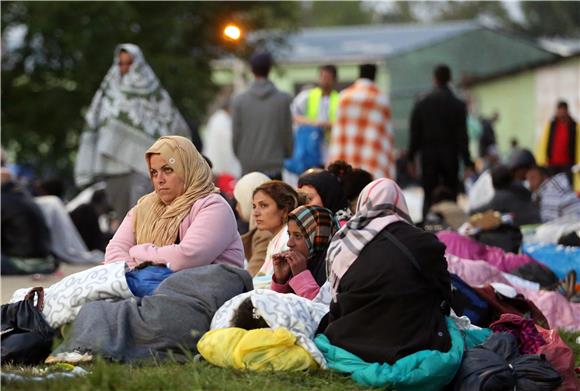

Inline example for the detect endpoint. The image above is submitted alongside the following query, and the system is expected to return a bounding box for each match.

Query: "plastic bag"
[1,287,55,365]
[125,264,173,297]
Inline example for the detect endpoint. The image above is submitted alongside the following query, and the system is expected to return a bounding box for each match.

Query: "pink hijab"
[326,178,412,300]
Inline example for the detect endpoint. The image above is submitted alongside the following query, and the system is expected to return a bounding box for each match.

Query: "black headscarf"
[298,171,348,214]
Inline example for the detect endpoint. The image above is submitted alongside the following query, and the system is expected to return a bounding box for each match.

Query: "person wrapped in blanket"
[317,178,452,364]
[270,205,338,300]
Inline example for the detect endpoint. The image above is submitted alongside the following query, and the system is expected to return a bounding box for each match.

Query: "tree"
[298,1,376,27]
[1,1,299,179]
[517,1,580,38]
[377,2,419,24]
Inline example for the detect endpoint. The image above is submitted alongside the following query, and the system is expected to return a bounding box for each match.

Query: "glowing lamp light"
[224,24,242,41]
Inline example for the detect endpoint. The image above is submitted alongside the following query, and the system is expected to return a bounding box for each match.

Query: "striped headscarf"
[134,135,218,247]
[326,178,412,300]
[288,205,338,259]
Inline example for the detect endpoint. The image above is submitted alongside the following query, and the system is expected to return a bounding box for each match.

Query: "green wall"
[469,71,536,157]
[212,62,390,96]
[387,28,556,149]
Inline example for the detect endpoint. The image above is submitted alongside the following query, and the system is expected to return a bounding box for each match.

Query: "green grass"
[2,359,372,391]
[560,330,580,367]
[3,332,578,390]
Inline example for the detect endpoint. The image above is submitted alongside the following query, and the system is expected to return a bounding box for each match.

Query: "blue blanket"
[522,243,580,279]
[315,318,490,391]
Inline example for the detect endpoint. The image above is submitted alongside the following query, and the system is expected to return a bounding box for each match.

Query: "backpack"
[1,287,55,365]
[449,274,492,327]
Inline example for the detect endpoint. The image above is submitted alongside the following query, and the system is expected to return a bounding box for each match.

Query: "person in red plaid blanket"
[327,64,395,180]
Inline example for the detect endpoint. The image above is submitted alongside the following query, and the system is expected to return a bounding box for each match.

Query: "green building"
[213,20,559,150]
[466,53,580,157]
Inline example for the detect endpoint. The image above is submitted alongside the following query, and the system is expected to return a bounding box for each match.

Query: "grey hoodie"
[232,78,293,175]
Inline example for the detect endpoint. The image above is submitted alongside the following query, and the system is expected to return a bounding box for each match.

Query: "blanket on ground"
[522,243,580,280]
[10,262,132,328]
[446,255,580,331]
[53,264,252,362]
[437,231,538,272]
[211,289,329,368]
[315,317,472,391]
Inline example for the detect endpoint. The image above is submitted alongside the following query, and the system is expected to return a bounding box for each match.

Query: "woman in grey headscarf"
[75,43,190,218]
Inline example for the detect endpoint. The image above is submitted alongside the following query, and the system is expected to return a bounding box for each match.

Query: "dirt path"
[1,263,96,303]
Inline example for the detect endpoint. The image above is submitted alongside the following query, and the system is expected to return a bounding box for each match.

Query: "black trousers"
[421,147,459,219]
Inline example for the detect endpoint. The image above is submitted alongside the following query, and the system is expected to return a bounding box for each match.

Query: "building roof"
[273,20,479,64]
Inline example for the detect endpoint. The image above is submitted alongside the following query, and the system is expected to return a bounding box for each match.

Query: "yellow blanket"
[197,327,318,371]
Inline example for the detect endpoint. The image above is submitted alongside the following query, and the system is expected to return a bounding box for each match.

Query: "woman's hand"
[285,250,308,277]
[272,252,291,284]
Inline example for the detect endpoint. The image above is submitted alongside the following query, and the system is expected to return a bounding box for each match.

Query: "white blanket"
[10,262,133,328]
[211,289,329,368]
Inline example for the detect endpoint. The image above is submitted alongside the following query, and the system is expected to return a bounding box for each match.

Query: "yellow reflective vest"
[306,87,339,122]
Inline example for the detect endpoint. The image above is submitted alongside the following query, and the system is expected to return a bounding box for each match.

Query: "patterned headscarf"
[326,178,412,299]
[288,205,338,259]
[134,135,218,247]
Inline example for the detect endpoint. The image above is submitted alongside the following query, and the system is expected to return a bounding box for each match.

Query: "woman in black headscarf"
[298,170,351,226]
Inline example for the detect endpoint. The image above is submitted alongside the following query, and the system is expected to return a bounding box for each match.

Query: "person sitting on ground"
[271,206,338,300]
[318,178,452,364]
[9,135,245,330]
[105,136,244,290]
[327,160,373,213]
[1,168,56,275]
[298,169,351,225]
[33,177,67,200]
[527,165,580,223]
[467,148,536,212]
[429,186,468,230]
[233,172,273,276]
[69,189,115,252]
[470,164,540,226]
[252,180,303,278]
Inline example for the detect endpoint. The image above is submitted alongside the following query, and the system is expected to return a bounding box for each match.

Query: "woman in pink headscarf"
[319,178,452,365]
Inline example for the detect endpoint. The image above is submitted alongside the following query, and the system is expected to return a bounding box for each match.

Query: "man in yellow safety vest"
[291,65,340,139]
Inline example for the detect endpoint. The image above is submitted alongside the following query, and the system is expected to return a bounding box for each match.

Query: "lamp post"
[222,23,245,93]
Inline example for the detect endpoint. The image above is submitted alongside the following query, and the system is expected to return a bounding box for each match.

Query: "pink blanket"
[446,255,580,331]
[438,231,538,272]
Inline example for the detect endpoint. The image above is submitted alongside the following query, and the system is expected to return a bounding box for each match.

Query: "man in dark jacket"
[232,51,293,179]
[408,64,473,218]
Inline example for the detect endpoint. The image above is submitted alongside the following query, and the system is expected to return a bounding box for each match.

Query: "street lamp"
[223,24,242,41]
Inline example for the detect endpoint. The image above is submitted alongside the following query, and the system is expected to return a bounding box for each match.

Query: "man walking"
[408,64,473,218]
[232,51,293,179]
[328,64,395,180]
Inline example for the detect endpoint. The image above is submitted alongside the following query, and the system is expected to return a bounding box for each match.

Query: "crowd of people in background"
[2,44,579,390]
